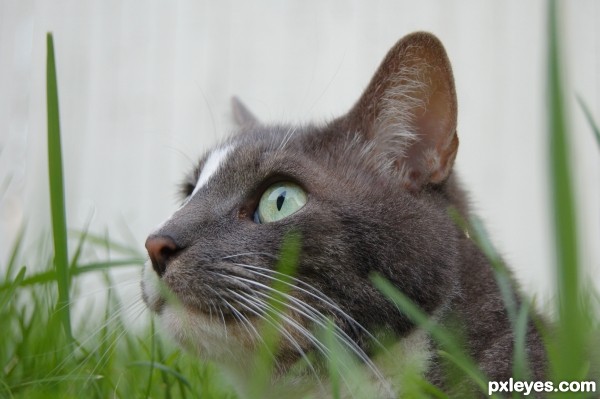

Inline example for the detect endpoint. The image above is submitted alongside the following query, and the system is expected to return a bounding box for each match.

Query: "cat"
[141,32,546,397]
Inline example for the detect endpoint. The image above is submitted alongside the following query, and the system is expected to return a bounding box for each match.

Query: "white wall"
[0,0,598,308]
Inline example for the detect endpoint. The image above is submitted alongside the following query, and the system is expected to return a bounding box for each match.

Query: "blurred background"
[0,0,598,312]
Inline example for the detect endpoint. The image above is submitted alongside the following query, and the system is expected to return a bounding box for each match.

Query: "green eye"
[255,182,307,223]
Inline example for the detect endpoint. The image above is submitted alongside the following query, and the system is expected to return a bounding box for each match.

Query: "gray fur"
[142,32,546,397]
[231,96,259,127]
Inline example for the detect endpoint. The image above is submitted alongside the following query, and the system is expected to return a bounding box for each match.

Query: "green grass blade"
[0,258,144,290]
[451,210,534,382]
[323,319,342,399]
[548,0,578,311]
[68,217,92,277]
[250,232,301,398]
[46,32,72,343]
[0,266,26,311]
[371,274,495,397]
[143,318,157,399]
[468,215,518,321]
[576,95,600,148]
[5,225,26,279]
[128,362,194,391]
[548,0,588,384]
[512,301,531,381]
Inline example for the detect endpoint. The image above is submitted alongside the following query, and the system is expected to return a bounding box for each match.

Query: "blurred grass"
[576,95,600,148]
[547,2,596,396]
[1,2,599,398]
[372,274,494,398]
[0,32,235,399]
[547,0,583,376]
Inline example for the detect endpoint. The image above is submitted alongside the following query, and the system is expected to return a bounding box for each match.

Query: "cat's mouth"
[141,259,382,373]
[141,260,271,321]
[141,260,318,360]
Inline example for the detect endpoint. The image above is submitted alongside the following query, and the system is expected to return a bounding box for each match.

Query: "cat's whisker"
[252,290,368,361]
[221,252,278,260]
[211,284,307,376]
[66,279,140,305]
[86,299,146,338]
[223,265,388,382]
[227,289,314,367]
[234,290,335,389]
[277,125,295,152]
[233,263,385,350]
[277,123,302,153]
[221,293,262,342]
[234,290,362,397]
[221,272,384,380]
[50,301,147,389]
[229,290,333,392]
[222,308,228,338]
[46,299,147,380]
[236,290,331,359]
[219,306,228,340]
[221,272,337,336]
[207,298,214,325]
[81,304,148,388]
[84,301,147,350]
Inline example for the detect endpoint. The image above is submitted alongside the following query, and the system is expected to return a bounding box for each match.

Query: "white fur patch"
[142,260,253,360]
[191,145,233,197]
[160,307,224,356]
[374,328,432,398]
[141,261,162,309]
[148,145,234,235]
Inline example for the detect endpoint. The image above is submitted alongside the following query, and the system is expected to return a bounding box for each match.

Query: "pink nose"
[145,235,179,277]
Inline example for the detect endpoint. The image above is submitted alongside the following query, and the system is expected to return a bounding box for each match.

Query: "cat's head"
[141,32,462,369]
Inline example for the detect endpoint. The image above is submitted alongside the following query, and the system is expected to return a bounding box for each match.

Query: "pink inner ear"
[338,32,459,189]
[410,82,459,186]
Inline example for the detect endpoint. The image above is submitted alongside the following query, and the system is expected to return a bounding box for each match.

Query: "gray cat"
[141,32,546,397]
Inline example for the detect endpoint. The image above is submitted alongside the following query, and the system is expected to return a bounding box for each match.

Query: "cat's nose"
[145,235,180,277]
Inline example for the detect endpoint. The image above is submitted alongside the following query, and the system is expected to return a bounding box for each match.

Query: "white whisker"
[221,272,382,378]
[236,290,330,359]
[222,252,277,260]
[49,301,148,390]
[227,288,328,382]
[233,290,360,398]
[277,124,297,152]
[234,263,384,349]
[227,289,303,361]
[221,294,261,342]
[46,299,146,379]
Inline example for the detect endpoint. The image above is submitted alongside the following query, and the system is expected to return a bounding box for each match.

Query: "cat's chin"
[157,304,257,361]
[141,262,257,361]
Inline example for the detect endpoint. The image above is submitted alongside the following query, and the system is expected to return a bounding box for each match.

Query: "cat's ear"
[231,96,259,127]
[341,32,458,190]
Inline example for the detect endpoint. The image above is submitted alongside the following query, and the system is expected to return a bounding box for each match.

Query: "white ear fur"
[343,32,458,190]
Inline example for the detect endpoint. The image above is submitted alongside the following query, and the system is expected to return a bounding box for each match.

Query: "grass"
[46,33,72,344]
[545,2,596,392]
[1,2,598,398]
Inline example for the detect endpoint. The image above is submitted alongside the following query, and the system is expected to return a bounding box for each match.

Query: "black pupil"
[276,191,286,211]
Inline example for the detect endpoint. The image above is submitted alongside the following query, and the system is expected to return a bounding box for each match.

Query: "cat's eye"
[254,182,307,223]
